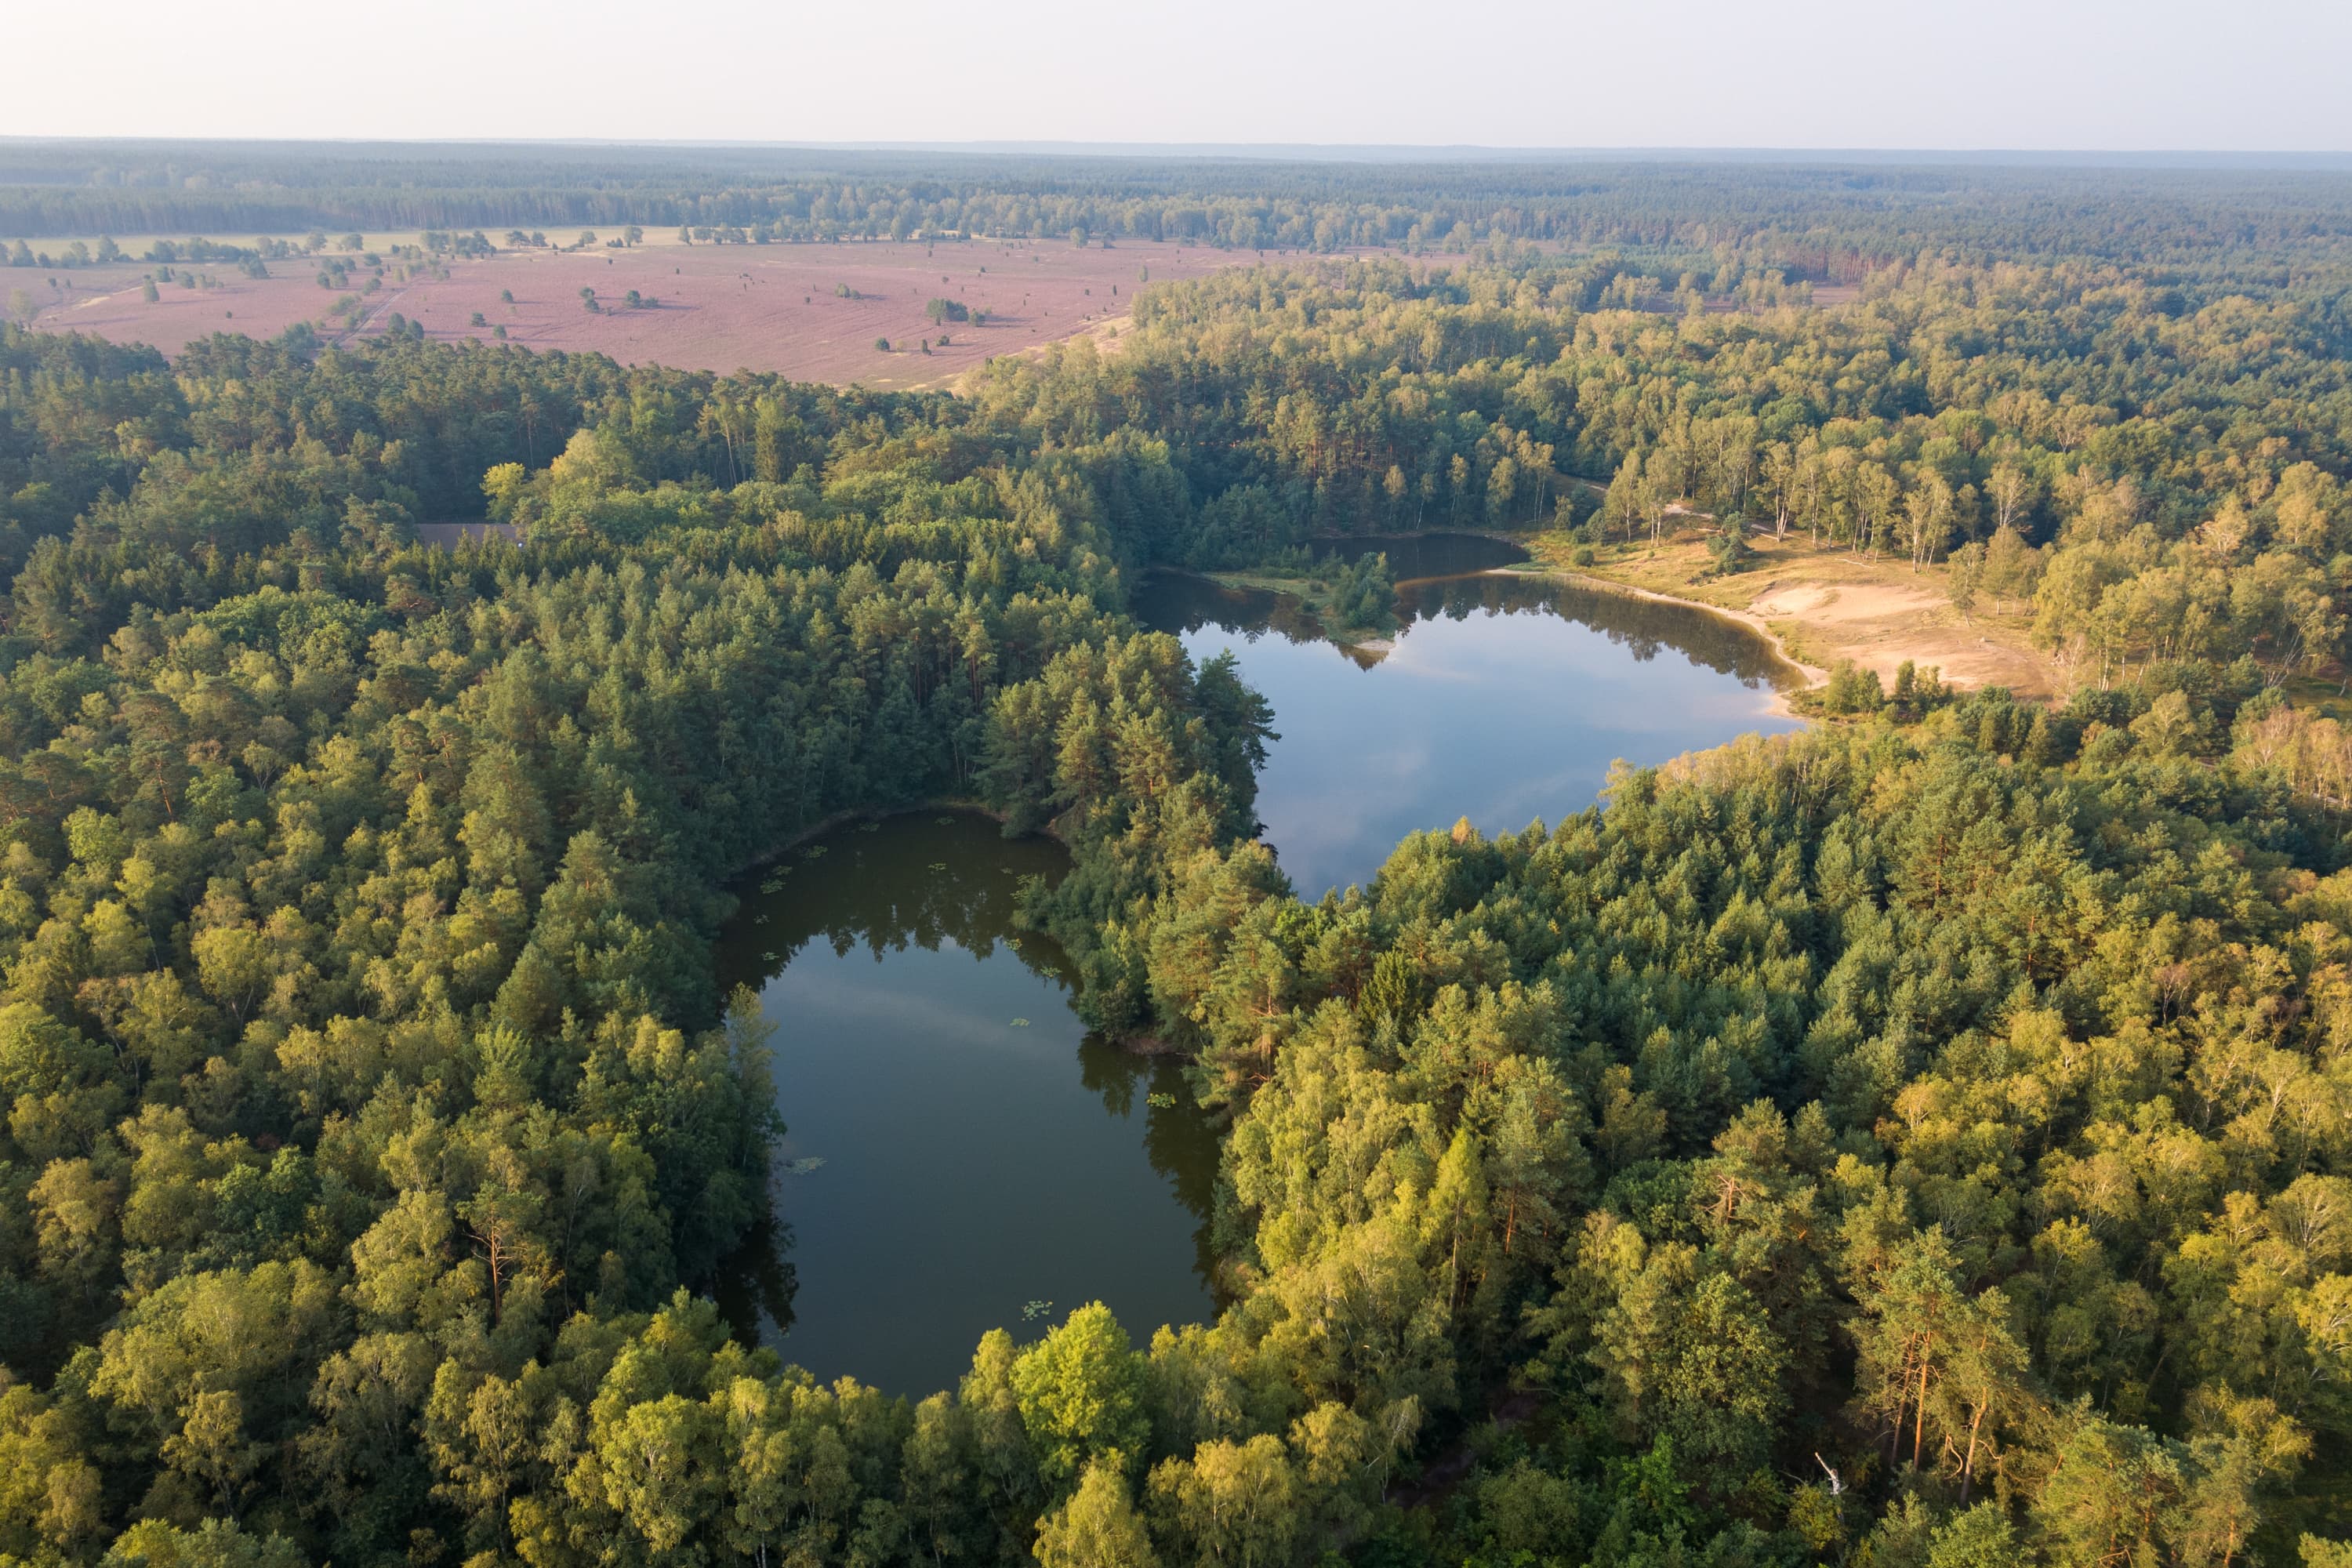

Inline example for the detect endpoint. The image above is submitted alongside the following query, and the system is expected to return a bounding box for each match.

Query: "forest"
[2,155,2352,1568]
[5,140,2352,267]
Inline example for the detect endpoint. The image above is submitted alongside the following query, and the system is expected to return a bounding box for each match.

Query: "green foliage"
[0,321,1269,1564]
[1820,659,1886,713]
[1705,522,1752,575]
[1036,1461,1158,1568]
[1326,552,1396,637]
[7,154,2352,1568]
[1012,1303,1150,1487]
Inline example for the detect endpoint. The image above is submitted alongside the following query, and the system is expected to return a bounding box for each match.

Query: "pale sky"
[11,0,2350,151]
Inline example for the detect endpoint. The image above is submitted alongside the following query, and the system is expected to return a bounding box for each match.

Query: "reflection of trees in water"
[1077,1040,1224,1297]
[712,1214,797,1347]
[1307,531,1530,582]
[717,1040,1226,1347]
[1131,572,1320,645]
[1134,534,1534,651]
[717,815,1073,993]
[1399,573,1797,688]
[710,813,1225,1343]
[1129,526,1788,691]
[1142,557,1798,691]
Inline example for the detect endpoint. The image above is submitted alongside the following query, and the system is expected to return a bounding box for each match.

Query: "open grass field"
[9,236,1256,387]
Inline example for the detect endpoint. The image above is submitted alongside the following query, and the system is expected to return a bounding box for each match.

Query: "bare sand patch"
[1740,573,2047,696]
[1524,530,2057,702]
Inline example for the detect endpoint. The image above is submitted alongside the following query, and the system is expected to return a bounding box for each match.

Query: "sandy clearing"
[1523,529,2058,702]
[1738,575,2049,696]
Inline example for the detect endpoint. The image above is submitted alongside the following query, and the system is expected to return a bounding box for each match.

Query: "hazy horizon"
[5,136,2350,164]
[11,0,2347,151]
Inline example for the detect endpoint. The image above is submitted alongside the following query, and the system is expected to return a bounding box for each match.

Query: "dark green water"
[715,534,1800,1391]
[711,811,1218,1394]
[1134,534,1804,897]
[1308,529,1534,581]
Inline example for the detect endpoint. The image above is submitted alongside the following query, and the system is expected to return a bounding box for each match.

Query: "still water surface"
[1134,535,1804,897]
[717,536,1798,1392]
[712,812,1217,1395]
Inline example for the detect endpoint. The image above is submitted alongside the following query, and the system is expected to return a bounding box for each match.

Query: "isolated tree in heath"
[1947,540,1987,622]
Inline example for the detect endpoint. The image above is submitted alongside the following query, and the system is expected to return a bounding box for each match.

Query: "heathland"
[11,232,1242,386]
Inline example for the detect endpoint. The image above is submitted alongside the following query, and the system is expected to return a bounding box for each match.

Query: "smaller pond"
[711,812,1218,1396]
[1135,534,1804,898]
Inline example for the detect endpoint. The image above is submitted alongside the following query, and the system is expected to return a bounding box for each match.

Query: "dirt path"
[336,284,415,347]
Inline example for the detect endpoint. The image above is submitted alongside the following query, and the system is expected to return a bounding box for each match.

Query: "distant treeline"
[5,140,2352,274]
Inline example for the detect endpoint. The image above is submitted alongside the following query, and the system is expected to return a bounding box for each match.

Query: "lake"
[714,537,1800,1392]
[1134,535,1805,897]
[710,811,1219,1394]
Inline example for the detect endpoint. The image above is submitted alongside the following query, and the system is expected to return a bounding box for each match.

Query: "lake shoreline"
[1495,565,1828,717]
[712,808,1223,1387]
[1141,541,1803,897]
[1295,524,2056,707]
[1255,530,1826,714]
[725,797,1060,884]
[1513,531,2060,702]
[725,804,1196,1060]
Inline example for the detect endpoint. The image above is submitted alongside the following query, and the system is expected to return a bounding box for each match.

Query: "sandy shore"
[1518,532,2057,704]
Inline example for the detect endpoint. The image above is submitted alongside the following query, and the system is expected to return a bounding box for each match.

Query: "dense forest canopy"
[1,156,2350,1568]
[6,140,2352,270]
